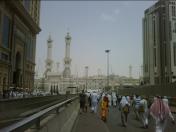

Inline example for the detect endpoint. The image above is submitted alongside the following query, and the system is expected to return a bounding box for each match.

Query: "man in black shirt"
[79,90,86,113]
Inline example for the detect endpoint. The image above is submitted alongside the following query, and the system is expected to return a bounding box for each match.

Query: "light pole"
[85,66,88,92]
[105,49,110,91]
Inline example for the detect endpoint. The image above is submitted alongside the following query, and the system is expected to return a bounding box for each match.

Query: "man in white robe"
[91,92,98,113]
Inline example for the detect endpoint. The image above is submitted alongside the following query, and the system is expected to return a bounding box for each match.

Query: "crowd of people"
[1,87,51,99]
[79,90,176,132]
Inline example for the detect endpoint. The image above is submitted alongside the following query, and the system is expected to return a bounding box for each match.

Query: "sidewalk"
[72,112,109,132]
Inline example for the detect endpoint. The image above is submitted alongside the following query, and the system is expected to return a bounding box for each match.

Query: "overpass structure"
[0,94,176,132]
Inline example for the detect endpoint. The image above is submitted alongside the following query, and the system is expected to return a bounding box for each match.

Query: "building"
[0,0,41,97]
[37,33,77,94]
[35,33,140,94]
[44,35,53,77]
[63,32,72,78]
[143,0,176,84]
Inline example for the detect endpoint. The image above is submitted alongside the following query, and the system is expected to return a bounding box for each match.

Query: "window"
[153,18,156,45]
[30,37,33,60]
[2,15,10,48]
[2,53,8,60]
[154,48,157,67]
[26,35,34,61]
[26,36,30,60]
[29,37,31,60]
[174,22,176,33]
[172,6,176,17]
[154,77,159,84]
[0,11,1,31]
[24,0,30,12]
[166,76,170,83]
[16,28,25,42]
[169,21,172,40]
[1,52,8,61]
[163,18,166,41]
[165,43,167,66]
[173,42,176,66]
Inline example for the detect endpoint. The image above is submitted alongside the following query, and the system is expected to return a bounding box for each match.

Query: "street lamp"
[85,66,88,92]
[105,49,110,91]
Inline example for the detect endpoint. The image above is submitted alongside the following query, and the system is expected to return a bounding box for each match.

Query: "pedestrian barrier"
[0,96,78,132]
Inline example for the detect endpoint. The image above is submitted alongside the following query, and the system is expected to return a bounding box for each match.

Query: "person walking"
[120,96,130,127]
[117,95,122,106]
[134,95,141,120]
[79,90,86,114]
[107,93,112,107]
[150,96,175,132]
[112,92,117,107]
[91,91,98,113]
[139,96,149,128]
[100,94,109,122]
[88,93,92,107]
[162,96,169,106]
[126,96,131,105]
[84,93,89,112]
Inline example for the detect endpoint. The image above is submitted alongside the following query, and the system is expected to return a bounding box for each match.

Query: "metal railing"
[0,96,78,132]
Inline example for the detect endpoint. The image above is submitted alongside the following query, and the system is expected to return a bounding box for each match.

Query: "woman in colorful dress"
[100,94,109,122]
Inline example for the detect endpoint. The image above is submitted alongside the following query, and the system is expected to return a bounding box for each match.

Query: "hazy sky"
[36,1,155,78]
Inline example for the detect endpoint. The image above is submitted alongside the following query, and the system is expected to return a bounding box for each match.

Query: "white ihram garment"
[139,99,148,127]
[91,93,98,113]
[108,94,112,106]
[112,95,117,106]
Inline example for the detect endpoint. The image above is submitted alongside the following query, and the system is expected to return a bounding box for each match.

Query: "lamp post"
[85,66,88,92]
[105,49,110,91]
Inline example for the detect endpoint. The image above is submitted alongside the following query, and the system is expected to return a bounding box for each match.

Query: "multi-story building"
[0,0,41,97]
[143,0,176,84]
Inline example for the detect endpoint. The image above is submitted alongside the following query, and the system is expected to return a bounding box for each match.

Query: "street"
[106,106,176,132]
[72,105,176,132]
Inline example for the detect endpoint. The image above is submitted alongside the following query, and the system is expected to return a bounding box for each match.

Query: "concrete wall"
[118,83,176,97]
[27,99,79,132]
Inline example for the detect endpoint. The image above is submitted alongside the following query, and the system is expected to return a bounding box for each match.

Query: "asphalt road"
[106,106,176,132]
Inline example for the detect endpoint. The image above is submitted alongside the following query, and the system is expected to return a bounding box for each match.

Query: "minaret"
[45,35,53,77]
[97,68,101,76]
[63,32,72,78]
[56,62,60,73]
[129,65,132,78]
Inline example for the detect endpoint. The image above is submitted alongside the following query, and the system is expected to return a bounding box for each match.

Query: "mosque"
[35,32,81,94]
[34,33,139,94]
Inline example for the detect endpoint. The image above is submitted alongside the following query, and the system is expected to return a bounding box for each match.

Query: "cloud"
[101,13,116,22]
[100,8,120,22]
[114,9,120,15]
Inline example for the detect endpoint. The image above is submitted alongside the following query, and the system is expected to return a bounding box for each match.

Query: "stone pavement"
[72,106,176,132]
[71,111,109,132]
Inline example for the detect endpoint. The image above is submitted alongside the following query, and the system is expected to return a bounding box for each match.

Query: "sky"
[36,1,156,78]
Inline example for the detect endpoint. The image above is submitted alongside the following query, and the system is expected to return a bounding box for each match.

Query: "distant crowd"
[1,88,51,99]
[79,90,175,132]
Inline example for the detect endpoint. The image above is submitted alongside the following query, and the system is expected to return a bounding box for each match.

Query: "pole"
[107,52,109,88]
[85,66,88,92]
[105,50,110,91]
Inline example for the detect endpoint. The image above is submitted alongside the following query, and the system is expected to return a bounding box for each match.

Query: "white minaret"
[63,32,72,78]
[129,65,132,78]
[56,62,60,73]
[45,35,53,77]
